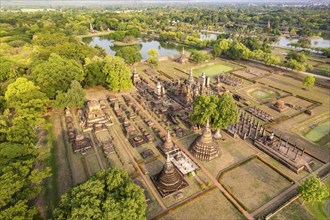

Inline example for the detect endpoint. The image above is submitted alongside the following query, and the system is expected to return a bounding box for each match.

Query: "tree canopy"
[303,75,315,89]
[115,46,142,64]
[190,95,219,126]
[32,54,84,99]
[55,80,86,108]
[298,175,328,204]
[54,168,147,220]
[212,92,239,129]
[190,93,239,130]
[103,56,133,92]
[147,48,159,67]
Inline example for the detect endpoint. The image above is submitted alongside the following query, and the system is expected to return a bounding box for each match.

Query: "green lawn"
[305,120,330,142]
[246,87,281,101]
[192,64,233,77]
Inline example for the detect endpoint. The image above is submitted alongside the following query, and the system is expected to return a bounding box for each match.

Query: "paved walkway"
[128,94,254,220]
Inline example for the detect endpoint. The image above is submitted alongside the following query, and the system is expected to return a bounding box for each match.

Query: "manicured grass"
[112,40,140,46]
[220,158,292,212]
[247,87,281,100]
[192,64,233,77]
[305,120,330,142]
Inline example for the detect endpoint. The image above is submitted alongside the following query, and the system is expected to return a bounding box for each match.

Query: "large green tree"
[298,175,328,204]
[84,60,106,87]
[32,54,84,99]
[0,142,50,220]
[212,92,239,139]
[147,48,159,67]
[103,56,132,92]
[55,80,86,108]
[190,95,219,126]
[4,77,48,112]
[115,46,142,64]
[54,168,146,220]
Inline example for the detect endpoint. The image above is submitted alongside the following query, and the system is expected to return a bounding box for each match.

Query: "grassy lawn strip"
[112,40,140,46]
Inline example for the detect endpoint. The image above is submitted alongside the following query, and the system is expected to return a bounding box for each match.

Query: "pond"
[274,36,330,49]
[83,36,189,60]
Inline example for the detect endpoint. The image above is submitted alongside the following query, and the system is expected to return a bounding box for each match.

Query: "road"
[128,94,254,220]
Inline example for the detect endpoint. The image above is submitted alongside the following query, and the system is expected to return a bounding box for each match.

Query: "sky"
[1,0,325,8]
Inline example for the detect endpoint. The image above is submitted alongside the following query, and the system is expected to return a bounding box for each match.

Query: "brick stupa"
[190,120,220,161]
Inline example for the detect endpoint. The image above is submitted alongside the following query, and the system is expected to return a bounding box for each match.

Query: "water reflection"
[83,36,190,60]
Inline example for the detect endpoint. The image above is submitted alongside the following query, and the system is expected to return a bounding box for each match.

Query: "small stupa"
[161,130,179,155]
[189,120,220,161]
[152,154,189,197]
[131,66,141,85]
[175,47,189,64]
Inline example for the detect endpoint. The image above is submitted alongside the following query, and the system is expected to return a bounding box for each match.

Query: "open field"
[192,63,233,76]
[238,84,287,103]
[160,188,244,220]
[292,113,330,149]
[220,158,293,212]
[305,120,330,143]
[200,133,257,177]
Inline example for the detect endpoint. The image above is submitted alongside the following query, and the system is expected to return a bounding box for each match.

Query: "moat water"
[83,36,190,60]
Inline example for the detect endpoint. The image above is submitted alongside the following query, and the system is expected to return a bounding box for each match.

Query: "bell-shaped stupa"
[152,154,188,197]
[189,120,220,161]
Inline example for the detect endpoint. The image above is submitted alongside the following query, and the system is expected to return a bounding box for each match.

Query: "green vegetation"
[103,56,133,92]
[190,93,239,138]
[247,87,281,100]
[54,168,147,219]
[190,50,209,63]
[298,175,328,204]
[115,46,142,64]
[148,48,159,67]
[305,120,330,143]
[193,64,233,76]
[303,75,316,89]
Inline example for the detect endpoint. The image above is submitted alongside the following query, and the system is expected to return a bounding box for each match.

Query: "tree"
[84,60,106,87]
[54,168,146,220]
[303,75,315,89]
[298,175,328,204]
[115,46,142,64]
[0,142,51,220]
[32,54,84,99]
[4,77,48,112]
[55,80,86,108]
[212,39,231,57]
[190,95,219,126]
[147,48,159,67]
[0,57,15,82]
[226,42,252,60]
[103,56,132,92]
[212,92,239,139]
[190,50,209,63]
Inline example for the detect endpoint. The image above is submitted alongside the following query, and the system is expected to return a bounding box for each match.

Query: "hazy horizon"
[1,0,328,8]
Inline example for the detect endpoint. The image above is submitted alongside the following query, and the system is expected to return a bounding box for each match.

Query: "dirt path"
[88,133,105,170]
[128,94,254,220]
[51,112,74,196]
